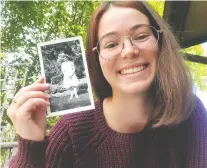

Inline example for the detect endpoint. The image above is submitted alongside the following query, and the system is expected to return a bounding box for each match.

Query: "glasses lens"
[96,25,160,60]
[98,34,121,60]
[132,25,159,51]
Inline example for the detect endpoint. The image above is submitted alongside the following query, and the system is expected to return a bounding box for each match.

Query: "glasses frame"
[93,24,163,60]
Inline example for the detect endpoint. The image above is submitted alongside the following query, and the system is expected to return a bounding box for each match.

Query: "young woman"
[7,1,207,168]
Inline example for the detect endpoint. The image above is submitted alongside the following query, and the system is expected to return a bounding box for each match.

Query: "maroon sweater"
[9,98,207,168]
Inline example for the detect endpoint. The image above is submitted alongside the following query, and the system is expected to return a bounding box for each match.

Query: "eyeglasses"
[93,24,162,60]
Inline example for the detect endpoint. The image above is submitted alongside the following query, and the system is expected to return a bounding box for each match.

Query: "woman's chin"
[117,80,153,96]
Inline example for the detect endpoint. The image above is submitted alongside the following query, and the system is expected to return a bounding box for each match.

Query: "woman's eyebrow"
[99,31,118,40]
[99,24,148,40]
[130,24,148,32]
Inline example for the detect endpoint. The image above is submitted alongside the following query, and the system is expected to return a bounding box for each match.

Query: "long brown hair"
[86,1,195,127]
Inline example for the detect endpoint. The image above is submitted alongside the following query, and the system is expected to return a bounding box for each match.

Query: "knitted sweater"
[9,98,207,168]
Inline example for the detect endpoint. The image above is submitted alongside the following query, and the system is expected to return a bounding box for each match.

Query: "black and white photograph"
[37,36,94,117]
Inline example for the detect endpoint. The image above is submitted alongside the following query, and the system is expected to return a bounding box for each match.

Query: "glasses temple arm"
[158,30,163,33]
[93,47,97,51]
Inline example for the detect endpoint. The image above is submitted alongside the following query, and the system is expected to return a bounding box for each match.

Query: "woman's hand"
[7,76,50,141]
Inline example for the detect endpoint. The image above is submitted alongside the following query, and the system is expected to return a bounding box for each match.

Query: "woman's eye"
[134,34,149,41]
[105,42,118,49]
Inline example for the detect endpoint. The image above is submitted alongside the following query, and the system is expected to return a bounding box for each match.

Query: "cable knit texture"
[9,97,207,168]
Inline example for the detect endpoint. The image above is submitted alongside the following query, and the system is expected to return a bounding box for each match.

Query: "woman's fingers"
[8,97,49,126]
[14,98,49,124]
[14,98,49,139]
[13,91,50,108]
[13,83,49,101]
[7,76,50,141]
[8,79,50,122]
[23,83,49,93]
[34,76,45,84]
[14,76,47,100]
[16,98,49,119]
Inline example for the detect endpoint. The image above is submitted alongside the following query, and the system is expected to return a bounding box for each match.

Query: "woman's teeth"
[120,65,147,75]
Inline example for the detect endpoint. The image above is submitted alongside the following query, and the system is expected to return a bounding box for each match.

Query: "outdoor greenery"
[184,45,207,91]
[0,1,206,167]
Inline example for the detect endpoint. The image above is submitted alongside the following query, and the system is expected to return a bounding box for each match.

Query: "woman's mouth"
[119,64,149,75]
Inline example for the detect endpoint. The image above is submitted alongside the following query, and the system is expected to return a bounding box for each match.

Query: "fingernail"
[39,76,44,80]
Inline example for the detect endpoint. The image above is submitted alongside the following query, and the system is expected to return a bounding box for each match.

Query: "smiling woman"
[8,1,207,168]
[87,1,194,127]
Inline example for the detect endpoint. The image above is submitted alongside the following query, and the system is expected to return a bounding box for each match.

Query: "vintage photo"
[37,36,94,117]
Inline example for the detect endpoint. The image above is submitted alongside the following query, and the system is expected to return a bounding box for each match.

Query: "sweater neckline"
[95,100,153,139]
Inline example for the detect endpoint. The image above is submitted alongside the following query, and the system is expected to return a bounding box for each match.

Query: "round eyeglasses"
[93,24,162,60]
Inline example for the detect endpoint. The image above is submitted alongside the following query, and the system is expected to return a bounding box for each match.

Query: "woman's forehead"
[98,6,149,39]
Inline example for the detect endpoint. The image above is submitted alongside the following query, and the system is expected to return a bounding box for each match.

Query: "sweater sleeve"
[186,98,207,168]
[9,116,73,168]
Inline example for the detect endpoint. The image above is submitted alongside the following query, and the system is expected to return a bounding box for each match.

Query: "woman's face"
[97,6,159,96]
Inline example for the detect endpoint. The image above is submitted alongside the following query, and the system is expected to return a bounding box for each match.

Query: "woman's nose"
[120,38,139,59]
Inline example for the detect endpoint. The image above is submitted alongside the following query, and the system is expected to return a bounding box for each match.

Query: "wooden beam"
[185,53,207,64]
[0,142,18,149]
[182,36,207,48]
[163,1,191,37]
[163,1,173,23]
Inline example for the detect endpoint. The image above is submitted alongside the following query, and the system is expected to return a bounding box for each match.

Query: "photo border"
[37,36,95,117]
